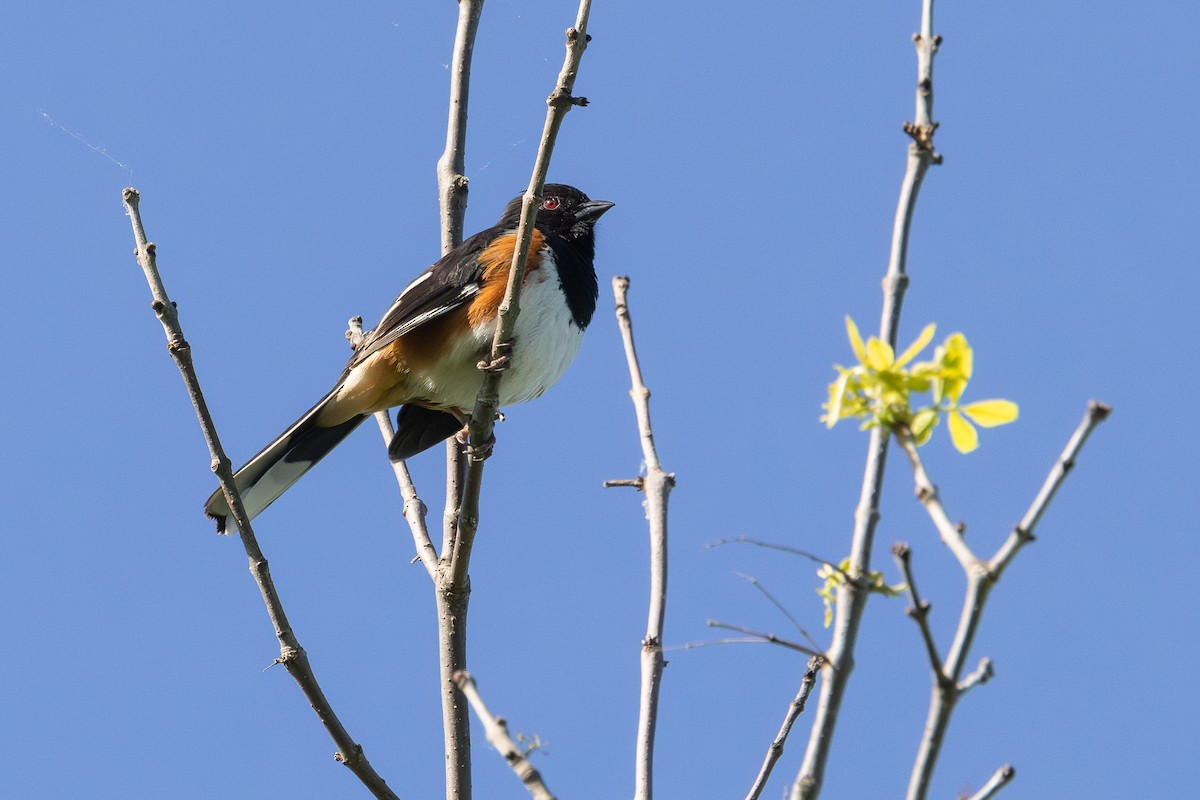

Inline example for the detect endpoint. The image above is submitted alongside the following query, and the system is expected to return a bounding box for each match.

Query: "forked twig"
[902,403,1109,800]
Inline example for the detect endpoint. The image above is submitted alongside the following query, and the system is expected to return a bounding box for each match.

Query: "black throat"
[546,230,599,329]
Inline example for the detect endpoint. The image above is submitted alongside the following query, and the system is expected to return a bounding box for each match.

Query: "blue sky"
[3,1,1198,798]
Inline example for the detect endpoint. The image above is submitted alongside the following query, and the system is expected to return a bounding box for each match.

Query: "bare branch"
[437,0,485,254]
[371,410,438,578]
[706,621,824,659]
[450,0,594,588]
[746,657,824,800]
[603,478,644,489]
[963,764,1016,800]
[452,672,557,800]
[956,657,994,695]
[430,6,487,796]
[894,428,978,570]
[667,637,792,653]
[989,401,1112,577]
[891,543,946,684]
[793,4,943,797]
[611,276,674,800]
[122,189,398,800]
[705,536,844,574]
[906,402,1109,800]
[734,572,824,654]
[344,315,442,579]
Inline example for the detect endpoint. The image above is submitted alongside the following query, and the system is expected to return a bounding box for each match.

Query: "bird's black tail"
[204,391,366,534]
[389,405,464,461]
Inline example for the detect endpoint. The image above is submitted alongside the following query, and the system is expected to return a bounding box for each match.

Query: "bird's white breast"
[438,253,585,410]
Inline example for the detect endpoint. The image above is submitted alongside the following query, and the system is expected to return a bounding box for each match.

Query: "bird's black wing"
[348,226,501,368]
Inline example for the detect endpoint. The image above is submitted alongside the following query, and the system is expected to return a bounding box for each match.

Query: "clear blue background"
[3,1,1196,798]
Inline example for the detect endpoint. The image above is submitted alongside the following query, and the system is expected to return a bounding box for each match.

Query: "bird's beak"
[575,200,615,222]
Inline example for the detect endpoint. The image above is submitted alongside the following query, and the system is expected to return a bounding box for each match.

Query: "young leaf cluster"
[823,317,1018,453]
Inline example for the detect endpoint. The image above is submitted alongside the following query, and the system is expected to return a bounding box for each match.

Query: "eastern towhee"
[205,184,613,533]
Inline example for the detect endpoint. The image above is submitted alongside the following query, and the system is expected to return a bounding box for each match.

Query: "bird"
[204,184,613,534]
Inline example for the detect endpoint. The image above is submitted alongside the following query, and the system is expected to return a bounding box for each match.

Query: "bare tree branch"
[431,6,596,798]
[734,572,823,653]
[431,5,490,795]
[904,402,1109,800]
[437,0,485,254]
[706,621,824,659]
[962,765,1016,800]
[122,189,399,800]
[956,657,994,695]
[451,2,595,588]
[705,536,845,575]
[452,672,557,800]
[792,2,942,796]
[373,411,438,578]
[893,429,978,570]
[608,276,674,800]
[989,401,1112,577]
[891,543,946,685]
[746,657,823,800]
[344,316,441,580]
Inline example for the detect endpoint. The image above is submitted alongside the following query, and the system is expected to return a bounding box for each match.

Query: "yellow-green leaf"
[910,407,939,444]
[845,316,868,364]
[824,373,850,427]
[895,322,936,369]
[947,410,979,453]
[960,399,1019,427]
[865,337,894,371]
[943,333,974,381]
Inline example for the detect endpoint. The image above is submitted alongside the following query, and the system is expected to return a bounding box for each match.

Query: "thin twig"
[705,536,846,576]
[746,657,824,800]
[610,276,674,800]
[345,316,440,579]
[372,411,438,578]
[707,621,823,659]
[894,428,978,570]
[122,189,398,800]
[450,1,595,588]
[792,3,942,796]
[734,572,824,654]
[989,401,1111,577]
[667,637,790,653]
[956,657,994,695]
[451,672,557,800]
[963,765,1016,800]
[437,0,485,254]
[891,543,946,685]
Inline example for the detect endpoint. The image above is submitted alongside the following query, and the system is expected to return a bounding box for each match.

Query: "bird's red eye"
[542,196,560,210]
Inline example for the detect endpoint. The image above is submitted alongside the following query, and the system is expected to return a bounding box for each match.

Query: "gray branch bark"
[608,276,675,800]
[791,2,942,797]
[122,189,399,800]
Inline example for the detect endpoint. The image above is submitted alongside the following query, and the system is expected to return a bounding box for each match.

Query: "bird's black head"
[497,184,614,240]
[494,184,612,330]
